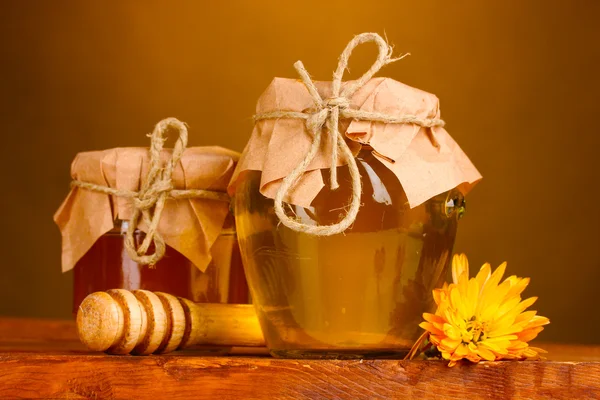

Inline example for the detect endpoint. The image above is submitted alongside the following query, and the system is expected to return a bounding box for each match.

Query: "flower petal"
[465,277,479,319]
[419,321,445,336]
[440,337,461,349]
[484,262,507,291]
[475,263,492,291]
[487,296,538,331]
[423,313,446,325]
[452,253,469,284]
[455,343,469,357]
[443,323,462,341]
[529,346,548,354]
[476,346,496,361]
[479,279,513,321]
[516,326,545,342]
[506,277,530,299]
[450,286,467,320]
[523,315,550,329]
[514,310,537,324]
[479,340,509,355]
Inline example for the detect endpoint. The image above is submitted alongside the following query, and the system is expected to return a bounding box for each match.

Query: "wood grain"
[1,353,599,399]
[1,318,599,399]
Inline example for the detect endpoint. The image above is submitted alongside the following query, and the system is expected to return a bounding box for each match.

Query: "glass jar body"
[234,149,462,358]
[72,217,249,313]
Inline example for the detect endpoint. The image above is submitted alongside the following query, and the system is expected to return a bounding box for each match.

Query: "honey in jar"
[229,33,481,358]
[72,216,248,313]
[234,150,465,358]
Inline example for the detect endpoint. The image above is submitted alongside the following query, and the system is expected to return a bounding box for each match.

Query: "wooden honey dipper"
[77,289,265,355]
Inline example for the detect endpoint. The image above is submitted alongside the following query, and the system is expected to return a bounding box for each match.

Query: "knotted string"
[253,32,446,236]
[71,118,230,265]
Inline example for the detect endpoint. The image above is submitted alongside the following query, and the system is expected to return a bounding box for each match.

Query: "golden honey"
[234,148,464,358]
[73,216,249,313]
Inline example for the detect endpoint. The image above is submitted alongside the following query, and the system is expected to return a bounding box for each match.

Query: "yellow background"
[1,1,599,343]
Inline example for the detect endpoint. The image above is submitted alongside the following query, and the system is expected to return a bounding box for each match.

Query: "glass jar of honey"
[234,149,465,358]
[55,118,249,312]
[72,215,248,313]
[229,33,481,358]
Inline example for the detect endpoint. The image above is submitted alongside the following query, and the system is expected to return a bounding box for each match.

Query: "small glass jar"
[54,139,250,314]
[234,147,465,359]
[72,215,248,313]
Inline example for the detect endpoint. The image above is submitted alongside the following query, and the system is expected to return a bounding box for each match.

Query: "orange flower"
[408,254,550,367]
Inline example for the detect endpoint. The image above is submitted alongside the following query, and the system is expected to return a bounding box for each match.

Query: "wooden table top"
[1,317,599,399]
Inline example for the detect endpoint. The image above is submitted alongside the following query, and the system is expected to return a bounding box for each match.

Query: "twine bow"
[71,118,230,265]
[254,32,446,236]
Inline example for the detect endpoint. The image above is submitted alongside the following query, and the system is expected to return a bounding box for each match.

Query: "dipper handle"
[76,289,264,355]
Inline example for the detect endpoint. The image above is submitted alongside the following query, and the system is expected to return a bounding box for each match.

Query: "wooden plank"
[0,353,599,399]
[1,318,600,399]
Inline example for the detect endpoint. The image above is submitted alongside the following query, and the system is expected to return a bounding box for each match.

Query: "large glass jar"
[72,215,249,313]
[234,147,464,359]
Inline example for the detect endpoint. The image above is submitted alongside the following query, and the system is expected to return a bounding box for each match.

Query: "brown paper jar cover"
[56,144,250,312]
[54,145,240,274]
[228,77,482,207]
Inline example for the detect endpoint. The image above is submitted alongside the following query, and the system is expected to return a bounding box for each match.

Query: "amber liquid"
[235,149,460,358]
[73,218,249,313]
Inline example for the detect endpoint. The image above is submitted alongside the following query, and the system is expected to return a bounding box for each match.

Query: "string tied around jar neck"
[71,118,231,266]
[253,32,446,236]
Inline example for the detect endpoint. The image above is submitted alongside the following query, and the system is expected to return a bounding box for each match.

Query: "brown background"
[1,1,598,344]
